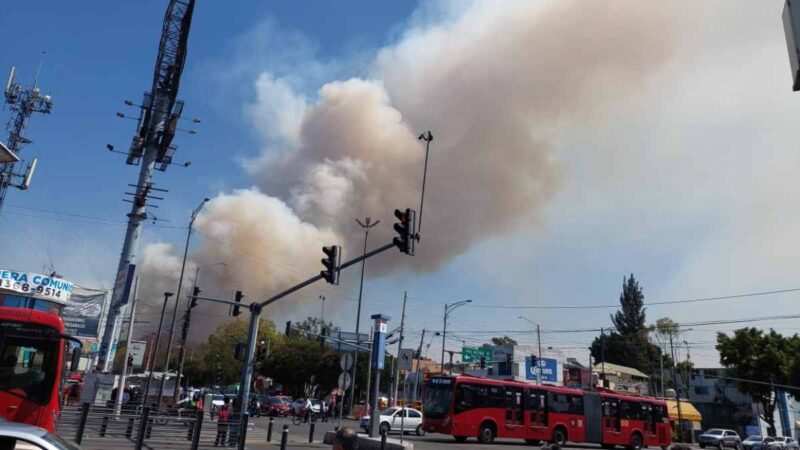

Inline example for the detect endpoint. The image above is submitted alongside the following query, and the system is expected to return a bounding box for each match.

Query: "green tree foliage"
[294,316,339,336]
[590,274,664,374]
[716,328,794,436]
[491,336,518,346]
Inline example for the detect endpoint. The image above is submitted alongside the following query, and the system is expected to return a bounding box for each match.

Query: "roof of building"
[593,362,649,379]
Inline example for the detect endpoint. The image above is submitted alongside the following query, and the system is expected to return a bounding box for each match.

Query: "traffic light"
[285,321,292,337]
[480,356,486,369]
[506,353,513,365]
[190,286,201,308]
[393,208,416,255]
[321,245,341,284]
[232,290,244,317]
[216,366,222,384]
[530,355,538,367]
[234,342,246,361]
[256,344,267,361]
[319,326,328,348]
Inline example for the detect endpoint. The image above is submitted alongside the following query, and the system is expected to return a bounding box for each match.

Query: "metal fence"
[57,402,254,449]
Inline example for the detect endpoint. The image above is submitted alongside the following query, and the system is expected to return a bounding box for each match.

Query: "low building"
[593,362,650,395]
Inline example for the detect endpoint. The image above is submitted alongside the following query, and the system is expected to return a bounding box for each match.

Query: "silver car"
[0,422,81,450]
[769,437,800,450]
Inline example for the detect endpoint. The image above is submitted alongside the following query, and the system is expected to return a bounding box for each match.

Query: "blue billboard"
[525,356,559,382]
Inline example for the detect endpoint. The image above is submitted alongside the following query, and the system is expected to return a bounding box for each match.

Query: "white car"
[0,421,81,450]
[769,437,800,450]
[359,407,425,436]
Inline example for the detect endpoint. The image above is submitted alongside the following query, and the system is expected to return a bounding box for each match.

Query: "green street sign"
[462,346,493,363]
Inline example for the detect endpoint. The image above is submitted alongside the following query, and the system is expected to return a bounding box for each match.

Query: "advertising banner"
[525,356,559,383]
[128,340,147,368]
[0,268,73,304]
[110,264,136,309]
[63,290,107,338]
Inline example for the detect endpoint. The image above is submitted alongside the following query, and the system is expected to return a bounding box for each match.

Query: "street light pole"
[350,217,379,415]
[159,198,209,402]
[441,300,472,375]
[144,292,173,406]
[518,316,543,384]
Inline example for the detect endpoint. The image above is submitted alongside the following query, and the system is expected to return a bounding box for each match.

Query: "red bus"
[0,306,81,432]
[422,374,671,449]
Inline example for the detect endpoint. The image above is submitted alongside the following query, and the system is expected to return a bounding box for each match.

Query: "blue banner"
[525,356,558,382]
[370,314,390,370]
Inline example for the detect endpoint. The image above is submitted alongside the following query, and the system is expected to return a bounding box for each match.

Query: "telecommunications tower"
[97,0,197,371]
[0,66,53,213]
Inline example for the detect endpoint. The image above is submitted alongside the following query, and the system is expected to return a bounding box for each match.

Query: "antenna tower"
[96,0,197,371]
[0,65,53,213]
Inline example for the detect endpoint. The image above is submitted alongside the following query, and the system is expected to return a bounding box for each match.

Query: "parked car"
[262,396,292,417]
[769,437,800,450]
[699,429,742,450]
[743,436,776,450]
[0,421,81,450]
[359,407,425,436]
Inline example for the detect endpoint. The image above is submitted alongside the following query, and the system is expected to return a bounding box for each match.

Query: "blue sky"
[3,1,800,368]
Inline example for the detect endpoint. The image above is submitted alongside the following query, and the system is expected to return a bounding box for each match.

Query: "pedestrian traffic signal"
[232,290,244,317]
[234,342,245,361]
[190,286,201,308]
[393,208,416,255]
[321,245,341,284]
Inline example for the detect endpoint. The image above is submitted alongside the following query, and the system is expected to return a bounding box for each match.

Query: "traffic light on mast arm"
[321,245,341,284]
[393,208,416,255]
[232,290,244,317]
[190,286,201,308]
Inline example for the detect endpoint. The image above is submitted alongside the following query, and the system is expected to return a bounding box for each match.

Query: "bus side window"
[455,383,475,414]
[568,395,584,415]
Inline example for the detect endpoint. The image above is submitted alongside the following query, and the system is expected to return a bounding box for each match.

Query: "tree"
[490,336,518,346]
[198,318,280,386]
[716,328,793,436]
[590,274,663,374]
[294,316,339,337]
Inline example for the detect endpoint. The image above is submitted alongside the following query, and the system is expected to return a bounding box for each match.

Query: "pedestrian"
[214,398,229,446]
[332,427,359,450]
[195,394,204,412]
[329,394,337,420]
[228,398,239,447]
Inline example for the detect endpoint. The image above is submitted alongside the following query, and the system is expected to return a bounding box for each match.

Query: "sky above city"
[2,0,800,369]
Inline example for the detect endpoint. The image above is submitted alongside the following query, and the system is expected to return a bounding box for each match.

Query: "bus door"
[504,385,524,436]
[583,392,603,443]
[526,389,548,440]
[602,397,622,443]
[642,402,657,444]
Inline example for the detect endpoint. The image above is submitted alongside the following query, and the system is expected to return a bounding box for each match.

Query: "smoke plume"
[138,0,683,337]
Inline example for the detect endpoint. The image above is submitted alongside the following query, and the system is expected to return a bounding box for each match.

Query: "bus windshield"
[423,378,454,418]
[0,323,59,405]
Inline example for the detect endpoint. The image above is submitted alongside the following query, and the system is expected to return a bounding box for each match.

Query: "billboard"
[525,356,559,383]
[0,268,74,304]
[128,340,148,368]
[110,264,136,309]
[63,290,108,338]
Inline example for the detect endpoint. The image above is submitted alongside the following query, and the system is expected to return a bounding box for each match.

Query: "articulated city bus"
[422,374,671,449]
[0,306,81,432]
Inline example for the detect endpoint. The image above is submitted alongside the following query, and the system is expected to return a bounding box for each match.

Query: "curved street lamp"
[518,315,543,384]
[441,300,472,374]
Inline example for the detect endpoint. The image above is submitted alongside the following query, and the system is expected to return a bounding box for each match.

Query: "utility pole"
[669,332,685,442]
[601,327,606,386]
[393,292,406,405]
[412,329,426,402]
[350,217,379,414]
[114,277,138,416]
[161,198,208,402]
[97,0,197,371]
[0,64,52,213]
[143,292,173,406]
[536,323,542,384]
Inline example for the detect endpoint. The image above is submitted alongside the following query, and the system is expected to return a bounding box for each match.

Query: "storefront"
[666,398,703,443]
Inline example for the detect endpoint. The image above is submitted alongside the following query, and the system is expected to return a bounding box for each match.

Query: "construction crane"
[97,0,197,373]
[0,65,53,213]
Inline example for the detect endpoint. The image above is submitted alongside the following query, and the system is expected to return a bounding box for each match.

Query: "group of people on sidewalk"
[214,397,240,447]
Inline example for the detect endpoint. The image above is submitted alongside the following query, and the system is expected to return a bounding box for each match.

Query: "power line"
[463,287,800,310]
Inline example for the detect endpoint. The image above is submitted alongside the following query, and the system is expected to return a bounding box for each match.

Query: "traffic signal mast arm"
[257,241,397,308]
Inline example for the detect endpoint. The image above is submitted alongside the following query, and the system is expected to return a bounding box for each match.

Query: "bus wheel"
[526,439,542,445]
[552,427,568,446]
[478,422,496,444]
[454,436,468,443]
[627,432,643,450]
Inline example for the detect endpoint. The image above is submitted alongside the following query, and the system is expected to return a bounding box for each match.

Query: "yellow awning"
[665,399,702,422]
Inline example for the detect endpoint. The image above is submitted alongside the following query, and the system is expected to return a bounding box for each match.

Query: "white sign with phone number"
[0,268,73,304]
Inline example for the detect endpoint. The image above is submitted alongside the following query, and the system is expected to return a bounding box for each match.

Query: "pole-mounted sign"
[369,313,390,437]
